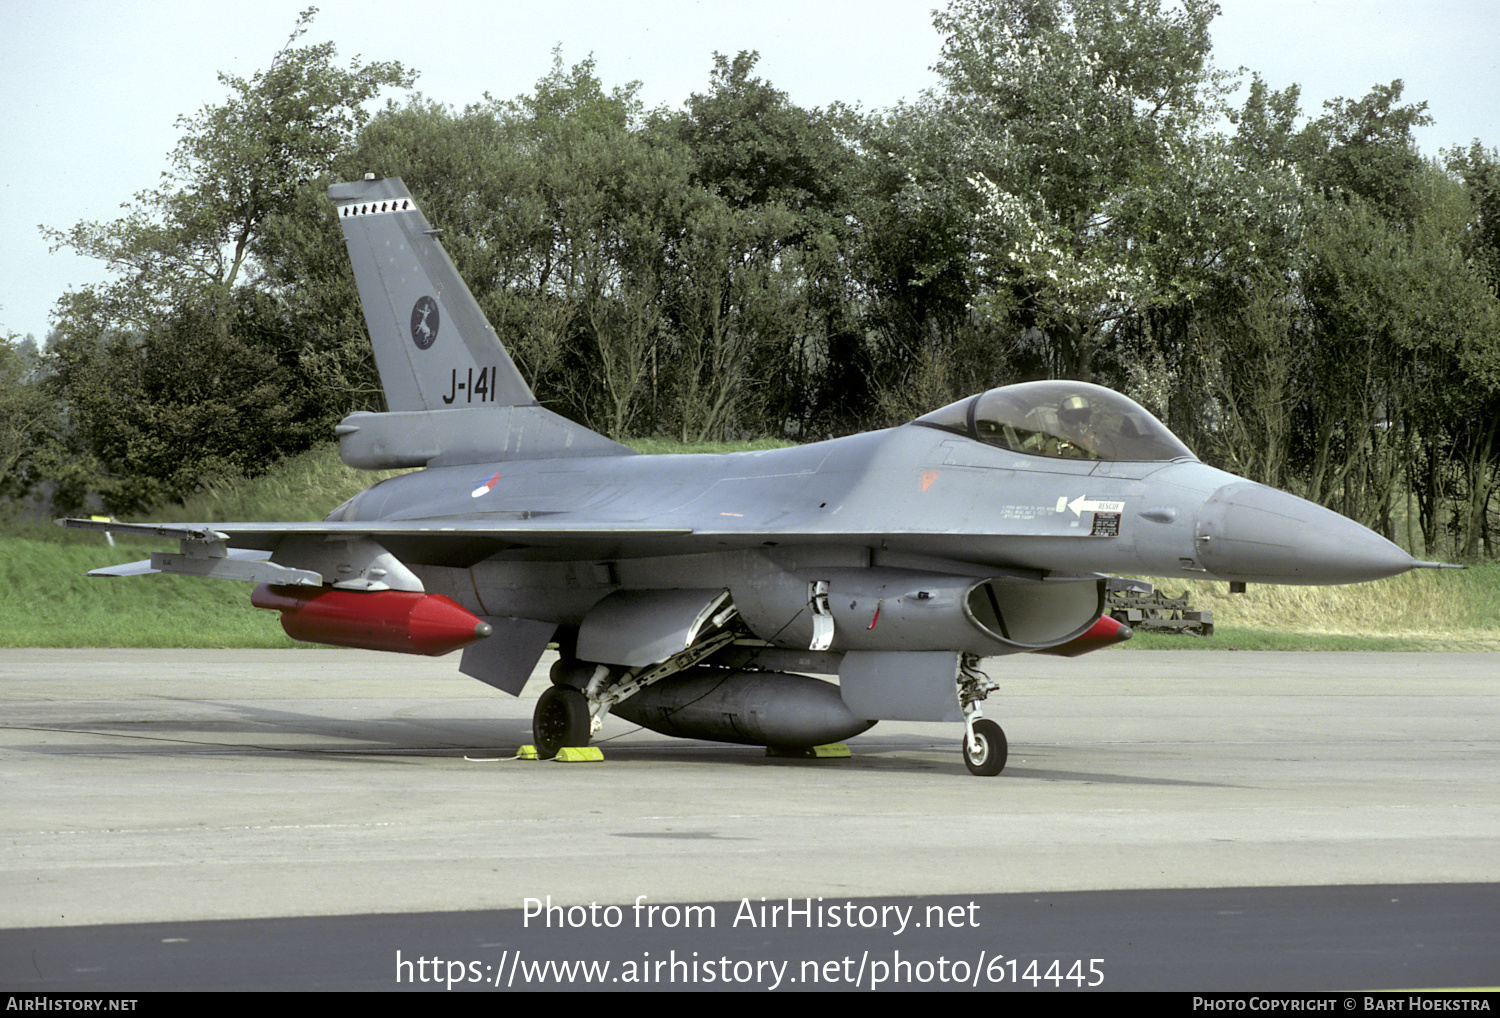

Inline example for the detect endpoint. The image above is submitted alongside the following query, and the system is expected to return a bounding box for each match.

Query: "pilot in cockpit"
[1019,393,1099,459]
[1054,394,1100,458]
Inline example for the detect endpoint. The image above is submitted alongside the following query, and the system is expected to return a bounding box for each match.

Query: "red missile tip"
[252,584,493,656]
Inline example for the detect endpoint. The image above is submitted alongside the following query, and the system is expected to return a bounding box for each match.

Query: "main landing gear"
[532,685,592,759]
[531,610,741,758]
[959,654,1007,776]
[533,644,1013,776]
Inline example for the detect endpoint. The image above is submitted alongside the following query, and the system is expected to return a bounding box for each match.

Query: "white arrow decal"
[1067,496,1125,517]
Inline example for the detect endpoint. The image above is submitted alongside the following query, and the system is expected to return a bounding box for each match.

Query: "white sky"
[1,0,1496,342]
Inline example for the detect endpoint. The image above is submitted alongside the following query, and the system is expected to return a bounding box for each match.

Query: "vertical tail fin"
[328,176,632,468]
[329,175,534,412]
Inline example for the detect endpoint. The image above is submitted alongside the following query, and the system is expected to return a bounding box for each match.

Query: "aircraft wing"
[59,514,1067,589]
[59,517,698,586]
[61,518,695,549]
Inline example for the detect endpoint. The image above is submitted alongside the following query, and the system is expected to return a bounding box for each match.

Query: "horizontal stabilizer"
[336,405,633,469]
[56,519,323,585]
[87,558,160,577]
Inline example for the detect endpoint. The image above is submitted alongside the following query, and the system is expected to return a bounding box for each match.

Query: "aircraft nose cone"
[1195,482,1419,585]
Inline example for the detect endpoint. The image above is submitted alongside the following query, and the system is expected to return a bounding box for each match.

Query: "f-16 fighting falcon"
[63,176,1453,776]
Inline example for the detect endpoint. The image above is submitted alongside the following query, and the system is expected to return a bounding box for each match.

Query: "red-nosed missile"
[1035,614,1133,657]
[251,584,493,656]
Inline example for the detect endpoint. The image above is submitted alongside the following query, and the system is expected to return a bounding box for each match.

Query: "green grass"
[0,535,300,647]
[2,444,401,647]
[1126,627,1497,652]
[1117,564,1500,651]
[5,441,1497,650]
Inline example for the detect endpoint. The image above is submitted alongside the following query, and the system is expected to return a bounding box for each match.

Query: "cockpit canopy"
[913,381,1195,463]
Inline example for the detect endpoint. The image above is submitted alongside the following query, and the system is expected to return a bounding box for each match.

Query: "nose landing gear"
[959,654,1007,776]
[962,718,1008,776]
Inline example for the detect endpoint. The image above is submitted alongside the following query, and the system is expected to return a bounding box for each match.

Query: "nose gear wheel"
[962,718,1007,776]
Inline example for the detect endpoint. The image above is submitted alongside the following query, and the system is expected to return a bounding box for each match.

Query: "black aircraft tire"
[534,686,591,759]
[963,719,1008,777]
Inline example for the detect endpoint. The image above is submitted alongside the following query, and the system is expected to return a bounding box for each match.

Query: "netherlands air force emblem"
[410,296,440,350]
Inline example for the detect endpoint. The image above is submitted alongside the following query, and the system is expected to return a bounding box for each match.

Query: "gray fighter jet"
[64,176,1452,776]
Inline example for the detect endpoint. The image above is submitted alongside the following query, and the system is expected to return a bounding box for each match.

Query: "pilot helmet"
[1058,394,1093,425]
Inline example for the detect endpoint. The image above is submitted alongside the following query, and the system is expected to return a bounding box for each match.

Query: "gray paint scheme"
[64,176,1452,751]
[459,616,558,695]
[839,652,966,723]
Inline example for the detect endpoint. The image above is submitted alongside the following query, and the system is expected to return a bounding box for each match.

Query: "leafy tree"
[1445,141,1500,290]
[1272,82,1496,552]
[1439,143,1500,556]
[674,51,852,217]
[46,298,326,514]
[41,8,414,512]
[250,176,383,417]
[1178,73,1311,473]
[928,0,1234,380]
[0,332,59,501]
[1300,81,1431,227]
[848,99,1014,426]
[45,8,414,329]
[1194,277,1299,489]
[1291,172,1500,550]
[657,52,864,439]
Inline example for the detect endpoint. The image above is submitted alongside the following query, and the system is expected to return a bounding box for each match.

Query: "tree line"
[5,2,1498,561]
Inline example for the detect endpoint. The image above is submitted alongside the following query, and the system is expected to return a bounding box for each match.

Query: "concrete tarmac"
[2,648,1495,934]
